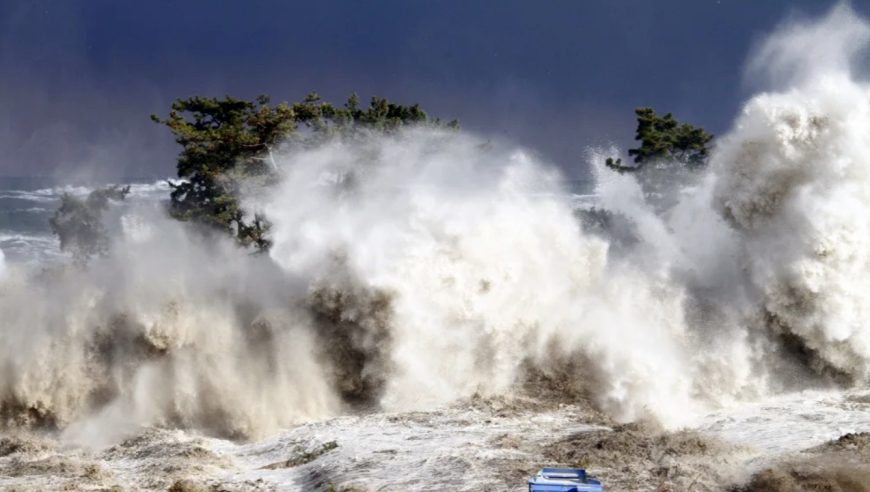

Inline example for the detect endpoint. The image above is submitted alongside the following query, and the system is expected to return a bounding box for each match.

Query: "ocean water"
[0,176,596,267]
[5,5,870,490]
[0,177,173,265]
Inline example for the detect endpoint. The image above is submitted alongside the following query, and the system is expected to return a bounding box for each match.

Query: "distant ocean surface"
[0,176,596,266]
[0,177,173,265]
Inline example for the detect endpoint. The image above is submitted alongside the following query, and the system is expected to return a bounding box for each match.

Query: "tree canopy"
[606,107,714,172]
[151,92,459,251]
[49,185,130,265]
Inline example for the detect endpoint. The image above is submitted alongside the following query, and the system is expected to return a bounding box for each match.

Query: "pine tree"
[151,92,458,252]
[605,107,714,172]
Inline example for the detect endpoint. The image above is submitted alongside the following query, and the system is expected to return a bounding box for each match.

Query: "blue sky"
[0,0,855,180]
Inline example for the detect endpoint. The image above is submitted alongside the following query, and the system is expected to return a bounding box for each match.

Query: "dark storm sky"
[0,0,856,180]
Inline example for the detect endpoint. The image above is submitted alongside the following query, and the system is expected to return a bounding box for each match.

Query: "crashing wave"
[2,3,870,447]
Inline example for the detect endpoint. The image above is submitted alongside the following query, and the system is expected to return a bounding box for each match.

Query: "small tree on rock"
[604,107,715,213]
[605,107,714,172]
[151,92,458,252]
[49,185,130,265]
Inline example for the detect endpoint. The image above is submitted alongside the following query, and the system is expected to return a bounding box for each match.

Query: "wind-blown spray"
[1,3,870,446]
[711,3,870,382]
[259,133,701,426]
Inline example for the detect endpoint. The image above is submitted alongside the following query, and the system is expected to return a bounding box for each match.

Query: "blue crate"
[528,468,603,492]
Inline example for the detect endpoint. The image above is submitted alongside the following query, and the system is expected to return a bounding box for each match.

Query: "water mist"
[2,3,870,448]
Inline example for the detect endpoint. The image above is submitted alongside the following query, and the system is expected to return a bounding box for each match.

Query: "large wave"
[1,2,869,446]
[711,3,870,382]
[258,133,702,426]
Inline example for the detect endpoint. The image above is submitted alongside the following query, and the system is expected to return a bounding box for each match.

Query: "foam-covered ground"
[2,389,869,492]
[0,396,609,492]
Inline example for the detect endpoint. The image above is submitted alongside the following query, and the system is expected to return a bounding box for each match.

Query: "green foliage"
[601,107,716,215]
[152,92,459,251]
[49,185,130,265]
[605,107,714,172]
